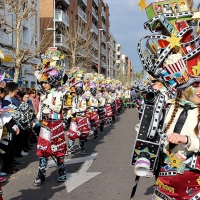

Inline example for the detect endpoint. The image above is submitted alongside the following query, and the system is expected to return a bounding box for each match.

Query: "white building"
[108,33,117,78]
[116,44,123,79]
[0,0,40,88]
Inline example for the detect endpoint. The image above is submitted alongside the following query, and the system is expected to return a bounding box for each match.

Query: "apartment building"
[115,44,123,79]
[127,60,133,80]
[108,33,117,78]
[40,0,110,76]
[0,0,40,88]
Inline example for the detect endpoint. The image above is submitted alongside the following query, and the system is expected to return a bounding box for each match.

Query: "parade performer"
[97,83,107,134]
[86,82,100,141]
[33,49,67,186]
[66,70,90,155]
[131,0,200,199]
[115,83,123,113]
[104,83,114,124]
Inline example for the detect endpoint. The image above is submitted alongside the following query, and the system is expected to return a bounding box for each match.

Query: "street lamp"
[98,29,103,74]
[106,41,110,78]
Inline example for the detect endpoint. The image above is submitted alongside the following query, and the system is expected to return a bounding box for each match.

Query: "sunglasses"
[32,92,36,94]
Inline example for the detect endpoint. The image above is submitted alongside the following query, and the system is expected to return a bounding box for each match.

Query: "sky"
[105,0,199,72]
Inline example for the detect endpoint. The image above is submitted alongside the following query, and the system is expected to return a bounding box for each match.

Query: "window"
[23,26,30,44]
[35,34,38,46]
[31,82,35,88]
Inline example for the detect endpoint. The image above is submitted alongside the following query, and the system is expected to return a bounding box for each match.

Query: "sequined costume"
[67,81,90,155]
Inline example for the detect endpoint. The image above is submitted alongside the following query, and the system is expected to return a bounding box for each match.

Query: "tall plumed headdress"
[137,0,200,90]
[34,48,65,86]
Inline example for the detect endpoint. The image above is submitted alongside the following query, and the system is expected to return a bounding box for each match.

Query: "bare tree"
[0,0,40,82]
[59,16,94,71]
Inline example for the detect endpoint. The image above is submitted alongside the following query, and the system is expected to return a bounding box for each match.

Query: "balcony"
[92,23,98,35]
[81,0,87,6]
[102,34,106,43]
[102,9,106,19]
[92,7,98,21]
[55,34,68,49]
[101,46,106,56]
[92,39,98,49]
[101,60,106,68]
[93,0,98,7]
[78,6,87,23]
[78,28,87,40]
[55,9,69,27]
[78,48,86,55]
[63,0,70,5]
[92,54,98,63]
[102,22,106,31]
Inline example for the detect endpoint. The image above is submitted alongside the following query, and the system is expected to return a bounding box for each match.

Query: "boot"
[112,116,116,124]
[33,157,48,186]
[66,139,75,155]
[79,140,86,155]
[94,130,99,142]
[100,123,104,134]
[57,156,67,182]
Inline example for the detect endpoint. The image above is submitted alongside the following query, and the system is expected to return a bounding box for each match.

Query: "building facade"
[0,0,40,88]
[40,0,110,76]
[115,44,123,79]
[108,33,117,78]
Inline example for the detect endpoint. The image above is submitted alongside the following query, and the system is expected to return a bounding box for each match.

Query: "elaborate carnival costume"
[86,82,100,142]
[33,49,67,185]
[115,83,123,113]
[104,83,114,124]
[67,72,90,155]
[131,0,200,199]
[97,83,107,134]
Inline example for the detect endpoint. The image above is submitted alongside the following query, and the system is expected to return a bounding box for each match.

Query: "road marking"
[48,153,101,193]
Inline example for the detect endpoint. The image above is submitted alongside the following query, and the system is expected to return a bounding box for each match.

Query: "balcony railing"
[92,7,98,21]
[78,6,87,23]
[55,34,68,48]
[92,54,98,63]
[81,0,87,6]
[102,9,106,19]
[101,60,106,68]
[102,35,106,43]
[92,23,98,35]
[94,0,98,6]
[63,0,70,5]
[102,22,106,31]
[78,48,86,55]
[101,46,106,56]
[55,9,69,27]
[92,39,98,49]
[78,28,87,40]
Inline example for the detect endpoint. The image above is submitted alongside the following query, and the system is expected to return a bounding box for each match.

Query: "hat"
[89,82,97,89]
[73,81,83,88]
[34,48,65,86]
[137,2,200,90]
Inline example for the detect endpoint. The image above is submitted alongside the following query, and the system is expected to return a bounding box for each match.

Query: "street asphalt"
[2,108,154,200]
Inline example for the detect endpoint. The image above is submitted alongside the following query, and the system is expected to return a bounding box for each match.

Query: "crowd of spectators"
[0,82,40,183]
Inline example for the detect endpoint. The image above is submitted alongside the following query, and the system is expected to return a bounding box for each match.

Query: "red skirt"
[155,168,200,199]
[86,111,100,131]
[37,120,66,157]
[105,104,112,118]
[115,99,122,110]
[67,116,89,140]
